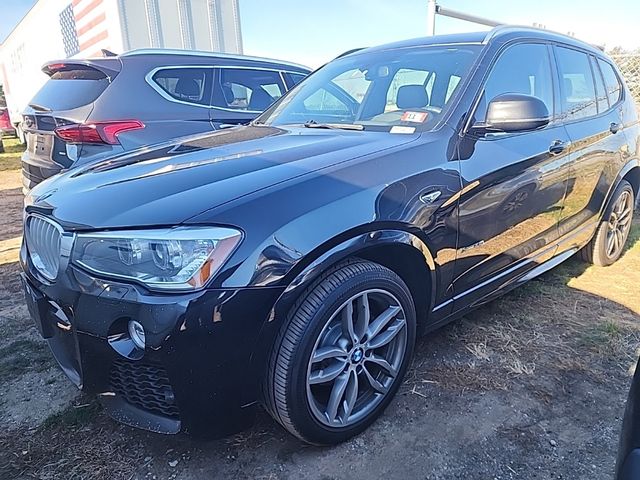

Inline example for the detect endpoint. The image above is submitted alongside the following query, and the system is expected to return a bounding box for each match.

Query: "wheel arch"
[622,165,640,204]
[603,160,640,216]
[271,228,437,329]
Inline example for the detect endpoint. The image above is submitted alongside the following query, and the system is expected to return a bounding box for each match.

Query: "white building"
[0,0,243,137]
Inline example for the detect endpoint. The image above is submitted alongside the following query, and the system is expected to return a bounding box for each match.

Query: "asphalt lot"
[0,137,639,479]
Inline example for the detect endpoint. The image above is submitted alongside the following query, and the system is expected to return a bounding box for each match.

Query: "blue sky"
[2,0,639,67]
[239,0,640,66]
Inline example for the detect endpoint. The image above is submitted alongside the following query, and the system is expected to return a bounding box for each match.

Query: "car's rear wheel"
[581,180,635,266]
[263,260,416,445]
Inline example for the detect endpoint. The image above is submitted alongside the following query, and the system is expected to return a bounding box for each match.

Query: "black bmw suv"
[21,27,639,445]
[20,49,310,191]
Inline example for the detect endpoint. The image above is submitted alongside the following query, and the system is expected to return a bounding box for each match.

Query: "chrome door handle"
[549,140,570,155]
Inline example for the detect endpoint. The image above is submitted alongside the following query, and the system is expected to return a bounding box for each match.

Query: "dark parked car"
[21,26,639,445]
[0,107,16,137]
[20,49,310,191]
[617,356,640,479]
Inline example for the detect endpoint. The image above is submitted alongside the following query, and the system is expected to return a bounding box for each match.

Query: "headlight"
[72,227,242,291]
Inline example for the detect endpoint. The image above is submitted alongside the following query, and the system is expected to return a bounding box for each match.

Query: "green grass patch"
[0,338,54,382]
[579,320,626,352]
[41,400,101,430]
[0,137,24,171]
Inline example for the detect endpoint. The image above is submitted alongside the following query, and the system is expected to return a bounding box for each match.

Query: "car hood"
[25,125,419,230]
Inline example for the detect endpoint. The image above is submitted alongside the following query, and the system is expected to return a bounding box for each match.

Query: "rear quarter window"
[29,66,110,111]
[151,68,212,106]
[597,58,623,106]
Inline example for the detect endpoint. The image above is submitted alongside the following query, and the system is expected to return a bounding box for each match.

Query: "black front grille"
[109,360,179,419]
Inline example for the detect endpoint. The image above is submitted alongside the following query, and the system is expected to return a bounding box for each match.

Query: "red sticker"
[401,111,428,123]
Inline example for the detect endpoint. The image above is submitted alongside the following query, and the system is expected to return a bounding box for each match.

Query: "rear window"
[151,68,212,106]
[555,47,598,121]
[29,65,110,111]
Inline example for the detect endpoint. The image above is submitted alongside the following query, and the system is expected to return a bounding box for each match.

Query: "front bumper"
[20,244,284,437]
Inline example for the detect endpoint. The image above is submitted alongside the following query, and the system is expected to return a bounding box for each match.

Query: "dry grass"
[0,137,23,172]
[0,398,145,480]
[405,219,640,395]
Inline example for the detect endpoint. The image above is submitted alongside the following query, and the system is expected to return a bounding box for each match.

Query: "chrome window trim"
[145,65,300,112]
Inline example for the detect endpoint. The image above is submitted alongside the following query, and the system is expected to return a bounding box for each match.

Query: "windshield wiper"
[303,120,364,131]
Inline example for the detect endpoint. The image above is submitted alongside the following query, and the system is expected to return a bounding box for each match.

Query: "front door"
[452,42,571,310]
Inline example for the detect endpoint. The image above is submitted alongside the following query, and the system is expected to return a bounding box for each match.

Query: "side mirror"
[473,93,550,134]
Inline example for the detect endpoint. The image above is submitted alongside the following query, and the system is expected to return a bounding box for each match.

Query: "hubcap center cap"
[351,348,364,363]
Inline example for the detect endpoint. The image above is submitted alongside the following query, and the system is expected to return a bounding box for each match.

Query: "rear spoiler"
[41,58,122,78]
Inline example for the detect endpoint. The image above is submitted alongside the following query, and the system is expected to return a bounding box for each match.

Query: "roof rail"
[120,48,309,70]
[483,24,595,49]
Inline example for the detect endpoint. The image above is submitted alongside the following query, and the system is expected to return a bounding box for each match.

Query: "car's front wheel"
[263,260,416,445]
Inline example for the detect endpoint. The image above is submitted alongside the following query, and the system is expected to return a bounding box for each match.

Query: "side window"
[151,68,211,106]
[598,58,623,106]
[478,43,554,123]
[555,47,598,120]
[289,72,306,86]
[591,57,609,113]
[214,68,285,112]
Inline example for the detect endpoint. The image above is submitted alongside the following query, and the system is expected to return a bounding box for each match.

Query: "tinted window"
[478,43,554,122]
[556,47,597,120]
[214,68,285,111]
[598,58,623,105]
[152,68,211,106]
[591,57,609,112]
[29,66,110,111]
[289,73,306,85]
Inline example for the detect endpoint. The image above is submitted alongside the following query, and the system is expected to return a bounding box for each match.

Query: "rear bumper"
[21,150,64,191]
[20,244,284,437]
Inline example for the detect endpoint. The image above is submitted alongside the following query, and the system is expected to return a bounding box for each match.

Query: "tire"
[263,260,416,445]
[580,180,635,266]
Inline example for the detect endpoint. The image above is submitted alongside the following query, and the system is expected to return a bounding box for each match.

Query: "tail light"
[54,120,144,145]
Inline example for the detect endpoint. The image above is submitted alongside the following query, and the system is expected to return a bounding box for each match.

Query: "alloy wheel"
[606,190,634,259]
[306,289,407,427]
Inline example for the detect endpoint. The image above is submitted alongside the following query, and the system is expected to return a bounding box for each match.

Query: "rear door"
[141,65,214,143]
[452,42,572,309]
[554,46,628,247]
[22,62,117,189]
[210,67,286,127]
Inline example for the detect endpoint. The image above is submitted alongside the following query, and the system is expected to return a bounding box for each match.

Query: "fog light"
[128,320,146,350]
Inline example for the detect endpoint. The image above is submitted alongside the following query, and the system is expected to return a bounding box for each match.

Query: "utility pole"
[427,0,437,35]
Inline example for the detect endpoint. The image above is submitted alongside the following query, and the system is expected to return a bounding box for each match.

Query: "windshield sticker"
[390,126,416,134]
[401,111,428,123]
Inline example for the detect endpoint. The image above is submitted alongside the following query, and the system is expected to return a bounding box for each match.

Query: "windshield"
[258,45,480,131]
